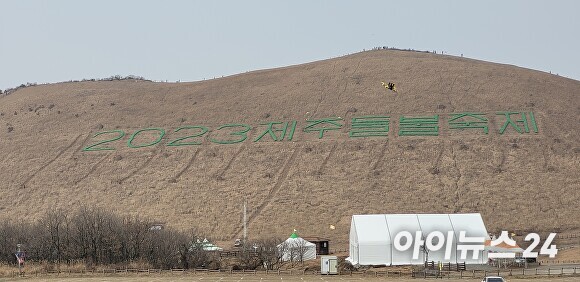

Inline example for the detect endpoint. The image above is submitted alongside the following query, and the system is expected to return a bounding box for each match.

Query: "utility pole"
[243,200,247,243]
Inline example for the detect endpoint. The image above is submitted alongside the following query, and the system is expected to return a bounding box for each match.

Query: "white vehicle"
[481,277,506,282]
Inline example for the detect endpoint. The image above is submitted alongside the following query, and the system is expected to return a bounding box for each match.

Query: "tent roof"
[302,236,330,242]
[351,213,490,242]
[484,240,525,253]
[448,214,489,238]
[279,236,316,247]
[352,214,391,243]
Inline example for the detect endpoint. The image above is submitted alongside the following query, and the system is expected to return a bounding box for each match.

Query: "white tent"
[347,213,490,266]
[277,231,317,262]
[484,238,525,253]
[192,238,223,251]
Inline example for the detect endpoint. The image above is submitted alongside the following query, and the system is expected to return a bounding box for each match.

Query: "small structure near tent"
[320,256,338,274]
[485,236,526,268]
[302,236,330,255]
[277,230,317,262]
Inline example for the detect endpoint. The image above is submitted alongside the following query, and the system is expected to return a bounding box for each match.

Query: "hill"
[0,49,579,249]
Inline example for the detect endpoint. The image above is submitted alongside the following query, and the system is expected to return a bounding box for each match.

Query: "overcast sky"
[1,0,579,90]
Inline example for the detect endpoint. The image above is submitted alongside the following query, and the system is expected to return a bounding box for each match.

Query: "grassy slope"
[0,50,578,249]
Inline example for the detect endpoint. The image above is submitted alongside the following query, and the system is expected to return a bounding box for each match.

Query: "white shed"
[347,213,490,266]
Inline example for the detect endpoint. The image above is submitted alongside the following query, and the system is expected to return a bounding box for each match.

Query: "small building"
[320,256,338,274]
[302,236,330,255]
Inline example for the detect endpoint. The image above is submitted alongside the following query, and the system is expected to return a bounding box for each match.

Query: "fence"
[329,248,348,254]
[218,250,259,258]
[539,259,580,264]
[5,268,320,278]
[5,266,580,279]
[412,267,580,279]
[424,261,466,271]
[557,233,580,239]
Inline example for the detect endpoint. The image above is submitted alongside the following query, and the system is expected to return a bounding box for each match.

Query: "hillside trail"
[231,144,301,240]
[173,149,201,180]
[21,134,83,188]
[73,152,113,185]
[117,148,160,184]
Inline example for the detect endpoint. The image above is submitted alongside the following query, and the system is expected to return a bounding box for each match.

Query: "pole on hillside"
[243,200,247,243]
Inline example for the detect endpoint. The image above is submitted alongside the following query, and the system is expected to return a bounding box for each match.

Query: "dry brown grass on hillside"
[0,50,578,251]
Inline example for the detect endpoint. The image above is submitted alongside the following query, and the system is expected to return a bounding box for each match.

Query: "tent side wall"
[385,214,423,265]
[351,215,392,265]
[448,213,490,264]
[303,243,317,261]
[417,214,457,263]
[348,217,360,265]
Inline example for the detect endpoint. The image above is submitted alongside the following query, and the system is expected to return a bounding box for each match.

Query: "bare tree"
[287,240,300,266]
[0,221,18,263]
[36,208,69,264]
[237,240,261,270]
[0,206,216,269]
[185,229,214,269]
[292,239,311,265]
[255,238,285,270]
[114,215,150,263]
[69,206,122,265]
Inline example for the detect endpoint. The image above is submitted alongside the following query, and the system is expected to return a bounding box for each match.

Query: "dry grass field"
[0,49,578,250]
